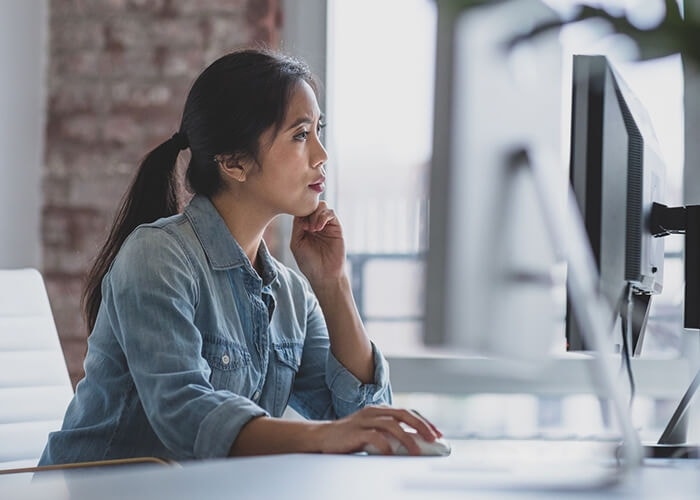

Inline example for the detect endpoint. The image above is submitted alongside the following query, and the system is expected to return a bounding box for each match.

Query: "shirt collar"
[185,195,279,286]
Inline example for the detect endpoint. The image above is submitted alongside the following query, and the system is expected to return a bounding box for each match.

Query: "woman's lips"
[308,182,325,193]
[309,177,326,193]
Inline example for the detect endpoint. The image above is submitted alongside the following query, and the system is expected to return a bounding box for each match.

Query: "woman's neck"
[209,193,272,267]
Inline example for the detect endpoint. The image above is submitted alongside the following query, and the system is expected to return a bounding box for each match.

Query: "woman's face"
[243,80,328,218]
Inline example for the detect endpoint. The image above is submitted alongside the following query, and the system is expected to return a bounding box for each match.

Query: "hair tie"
[170,131,189,151]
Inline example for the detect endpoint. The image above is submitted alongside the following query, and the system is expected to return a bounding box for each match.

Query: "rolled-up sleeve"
[288,280,392,420]
[106,228,268,459]
[325,342,392,415]
[192,397,267,458]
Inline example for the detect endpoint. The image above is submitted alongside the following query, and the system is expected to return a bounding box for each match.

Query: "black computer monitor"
[566,54,666,356]
[568,54,700,459]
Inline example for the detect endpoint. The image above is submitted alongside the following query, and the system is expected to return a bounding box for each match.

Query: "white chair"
[0,268,174,481]
[0,268,74,471]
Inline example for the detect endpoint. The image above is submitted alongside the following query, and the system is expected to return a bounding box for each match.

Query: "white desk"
[387,355,692,397]
[4,440,700,499]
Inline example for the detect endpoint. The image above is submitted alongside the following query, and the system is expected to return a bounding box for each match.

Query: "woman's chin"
[294,200,320,218]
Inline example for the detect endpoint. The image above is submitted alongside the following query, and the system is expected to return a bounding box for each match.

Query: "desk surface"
[4,440,700,499]
[386,355,692,397]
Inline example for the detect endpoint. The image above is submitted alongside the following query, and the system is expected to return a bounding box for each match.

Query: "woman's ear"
[215,153,248,182]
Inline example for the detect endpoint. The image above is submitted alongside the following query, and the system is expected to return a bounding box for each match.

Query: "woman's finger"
[361,429,395,456]
[350,409,424,455]
[354,418,419,456]
[308,208,336,232]
[411,409,443,438]
[361,406,440,442]
[365,417,423,456]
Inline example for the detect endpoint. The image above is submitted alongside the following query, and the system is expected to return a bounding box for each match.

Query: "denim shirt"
[39,195,392,465]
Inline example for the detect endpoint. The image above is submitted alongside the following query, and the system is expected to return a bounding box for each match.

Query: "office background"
[1,0,292,388]
[1,0,700,441]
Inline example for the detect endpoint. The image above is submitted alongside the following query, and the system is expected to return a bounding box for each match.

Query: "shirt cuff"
[325,342,392,408]
[193,396,269,459]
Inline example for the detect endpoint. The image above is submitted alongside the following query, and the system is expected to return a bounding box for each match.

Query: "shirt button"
[221,354,230,365]
[252,390,261,401]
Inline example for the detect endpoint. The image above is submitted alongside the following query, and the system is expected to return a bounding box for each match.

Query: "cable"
[619,283,636,406]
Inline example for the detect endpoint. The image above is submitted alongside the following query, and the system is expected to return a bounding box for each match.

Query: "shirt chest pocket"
[201,338,252,391]
[270,342,303,411]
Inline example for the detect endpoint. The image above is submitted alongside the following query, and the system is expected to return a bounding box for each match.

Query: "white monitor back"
[424,0,564,370]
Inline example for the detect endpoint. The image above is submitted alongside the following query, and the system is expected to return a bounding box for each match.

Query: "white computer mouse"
[363,433,452,456]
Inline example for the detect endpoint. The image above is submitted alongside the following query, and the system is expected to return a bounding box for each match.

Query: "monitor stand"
[629,293,651,357]
[508,146,643,466]
[508,146,700,464]
[643,368,700,459]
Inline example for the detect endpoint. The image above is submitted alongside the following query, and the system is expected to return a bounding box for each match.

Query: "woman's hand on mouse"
[312,405,443,456]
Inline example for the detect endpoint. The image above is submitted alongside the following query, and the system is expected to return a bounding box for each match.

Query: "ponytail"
[82,133,187,333]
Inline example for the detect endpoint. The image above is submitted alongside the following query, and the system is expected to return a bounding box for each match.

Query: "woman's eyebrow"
[285,113,324,131]
[285,116,312,131]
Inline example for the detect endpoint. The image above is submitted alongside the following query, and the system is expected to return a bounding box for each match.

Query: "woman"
[39,48,441,465]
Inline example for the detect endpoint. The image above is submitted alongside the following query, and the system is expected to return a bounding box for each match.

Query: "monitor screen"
[566,55,666,355]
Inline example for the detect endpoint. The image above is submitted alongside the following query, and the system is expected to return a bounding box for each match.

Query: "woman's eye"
[294,131,309,141]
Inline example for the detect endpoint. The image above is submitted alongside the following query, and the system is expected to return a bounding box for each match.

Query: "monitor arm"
[649,202,700,329]
[645,202,700,458]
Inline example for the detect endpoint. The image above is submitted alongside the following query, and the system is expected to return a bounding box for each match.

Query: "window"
[327,0,436,354]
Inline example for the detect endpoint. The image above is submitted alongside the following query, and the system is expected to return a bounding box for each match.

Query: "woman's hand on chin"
[290,201,347,286]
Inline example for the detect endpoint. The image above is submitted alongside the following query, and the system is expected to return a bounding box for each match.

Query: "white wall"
[0,0,47,269]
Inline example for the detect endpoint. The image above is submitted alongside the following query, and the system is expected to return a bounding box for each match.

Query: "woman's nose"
[313,138,328,169]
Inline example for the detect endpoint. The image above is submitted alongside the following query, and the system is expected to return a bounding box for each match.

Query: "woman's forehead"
[284,81,322,123]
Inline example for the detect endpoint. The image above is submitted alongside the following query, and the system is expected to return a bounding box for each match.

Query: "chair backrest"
[0,268,74,469]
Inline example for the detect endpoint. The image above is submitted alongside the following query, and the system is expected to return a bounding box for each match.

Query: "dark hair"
[83,48,317,332]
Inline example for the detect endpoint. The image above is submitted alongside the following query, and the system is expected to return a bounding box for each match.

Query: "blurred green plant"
[506,0,700,62]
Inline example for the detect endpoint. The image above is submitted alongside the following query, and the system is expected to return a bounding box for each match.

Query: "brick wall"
[44,0,283,388]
